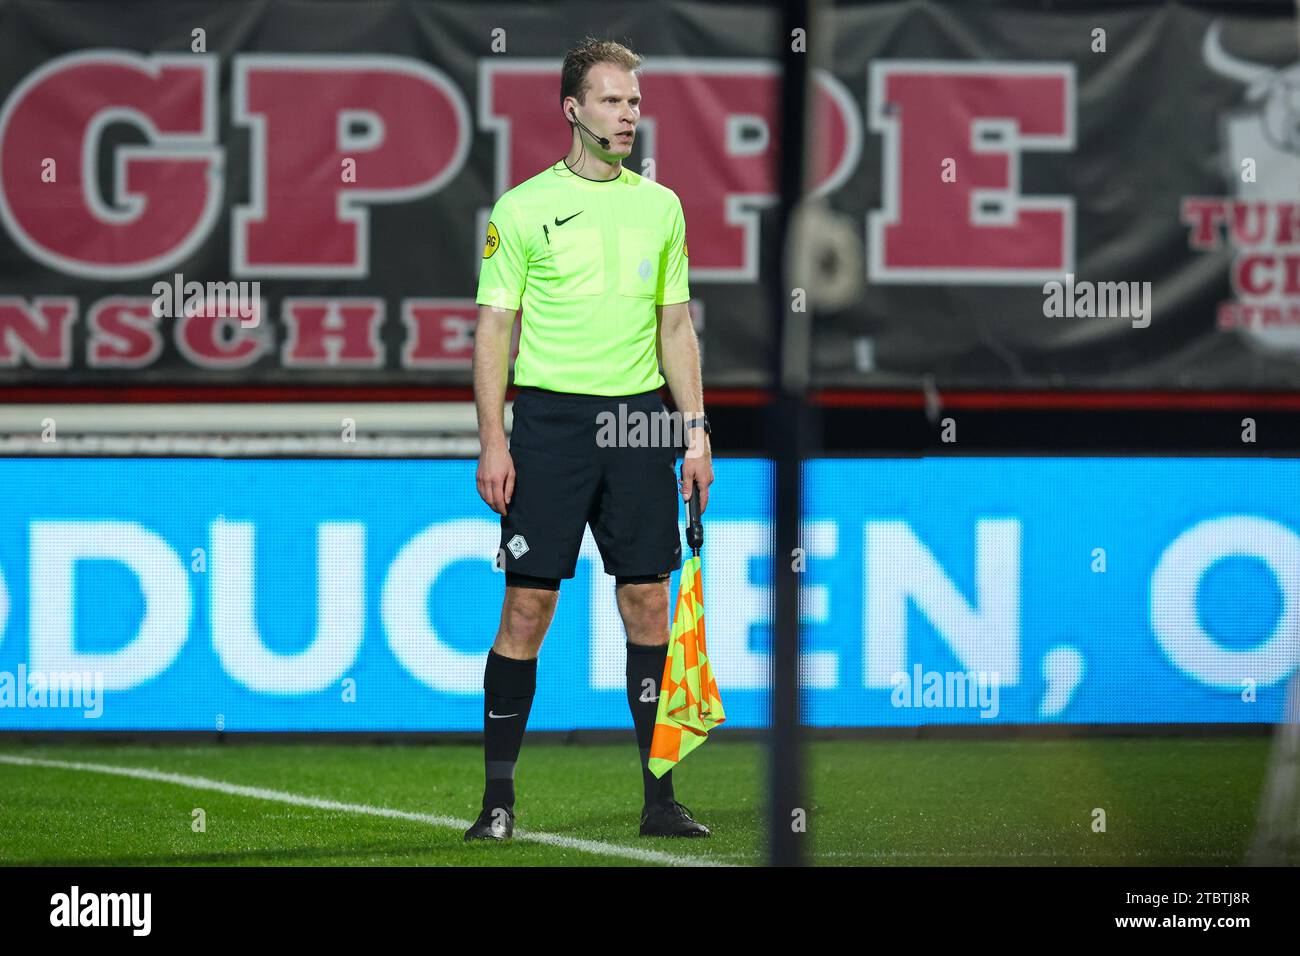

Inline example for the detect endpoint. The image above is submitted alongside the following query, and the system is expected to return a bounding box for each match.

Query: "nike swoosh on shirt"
[554,212,583,226]
[488,711,520,719]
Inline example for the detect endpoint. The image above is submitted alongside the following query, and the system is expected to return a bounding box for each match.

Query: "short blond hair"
[560,37,643,109]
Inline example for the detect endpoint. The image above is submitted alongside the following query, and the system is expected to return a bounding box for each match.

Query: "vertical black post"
[768,0,815,867]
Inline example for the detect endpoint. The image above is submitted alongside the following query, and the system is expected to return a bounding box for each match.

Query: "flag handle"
[686,478,703,554]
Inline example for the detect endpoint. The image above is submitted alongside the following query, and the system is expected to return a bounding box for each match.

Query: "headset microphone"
[569,108,610,148]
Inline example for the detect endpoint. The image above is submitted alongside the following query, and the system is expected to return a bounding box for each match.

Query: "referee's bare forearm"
[473,303,516,450]
[657,302,704,423]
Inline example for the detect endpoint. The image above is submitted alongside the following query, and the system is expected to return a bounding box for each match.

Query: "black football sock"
[481,649,537,810]
[626,640,675,807]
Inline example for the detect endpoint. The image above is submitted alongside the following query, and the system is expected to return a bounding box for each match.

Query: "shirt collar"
[550,160,629,189]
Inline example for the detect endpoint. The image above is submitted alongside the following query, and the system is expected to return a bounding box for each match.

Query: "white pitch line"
[0,754,732,868]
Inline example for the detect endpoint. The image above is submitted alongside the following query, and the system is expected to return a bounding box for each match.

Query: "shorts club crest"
[507,534,530,558]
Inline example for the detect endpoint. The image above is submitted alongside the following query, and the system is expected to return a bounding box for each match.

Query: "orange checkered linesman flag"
[649,480,725,776]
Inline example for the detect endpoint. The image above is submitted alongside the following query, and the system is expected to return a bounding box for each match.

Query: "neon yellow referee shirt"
[475,160,690,396]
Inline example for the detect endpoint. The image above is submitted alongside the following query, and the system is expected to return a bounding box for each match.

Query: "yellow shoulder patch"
[482,221,500,259]
[683,240,688,258]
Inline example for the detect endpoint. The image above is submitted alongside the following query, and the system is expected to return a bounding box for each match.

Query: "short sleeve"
[657,195,690,306]
[476,197,527,312]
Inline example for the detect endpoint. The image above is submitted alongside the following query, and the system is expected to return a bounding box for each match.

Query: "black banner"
[0,0,1296,392]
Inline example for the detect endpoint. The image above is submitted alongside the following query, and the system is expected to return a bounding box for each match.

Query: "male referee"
[467,37,713,841]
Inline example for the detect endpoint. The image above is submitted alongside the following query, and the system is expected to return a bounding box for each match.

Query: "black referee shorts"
[500,385,683,583]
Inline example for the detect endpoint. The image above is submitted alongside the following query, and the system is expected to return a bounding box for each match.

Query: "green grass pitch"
[0,737,1271,866]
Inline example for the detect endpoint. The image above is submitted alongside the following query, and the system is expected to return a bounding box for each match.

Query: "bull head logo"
[1201,21,1300,353]
[1204,21,1300,156]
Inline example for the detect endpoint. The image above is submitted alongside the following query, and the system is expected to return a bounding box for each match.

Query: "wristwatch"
[683,414,711,436]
